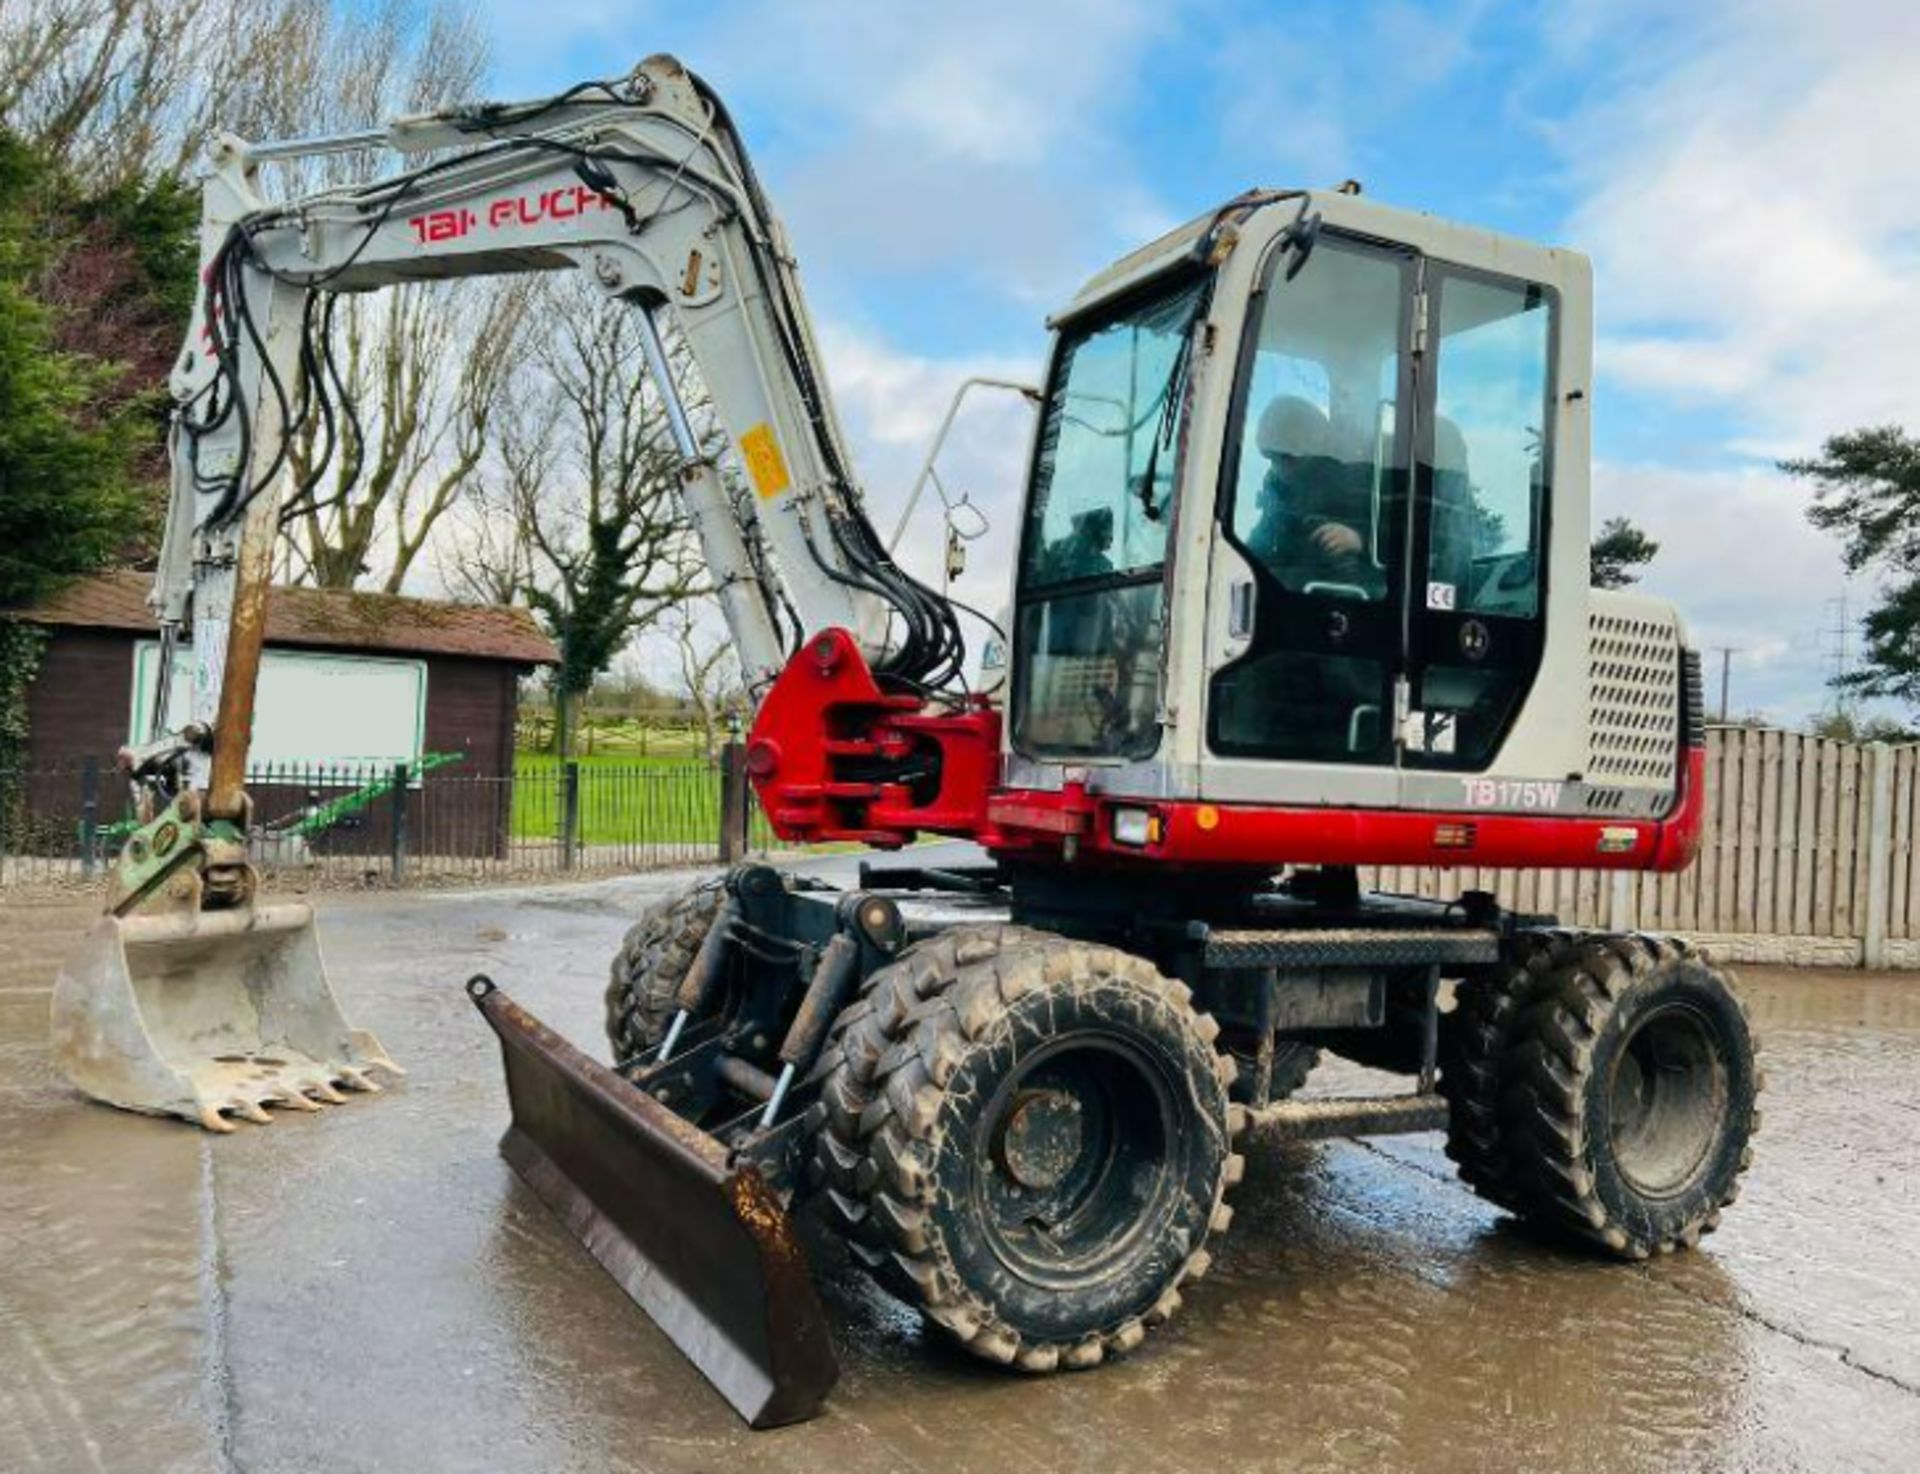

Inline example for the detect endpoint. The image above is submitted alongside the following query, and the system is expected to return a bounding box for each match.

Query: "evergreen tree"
[1786,427,1920,705]
[1590,516,1659,590]
[0,132,144,609]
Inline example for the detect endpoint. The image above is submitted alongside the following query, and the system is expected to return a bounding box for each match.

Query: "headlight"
[1110,807,1161,847]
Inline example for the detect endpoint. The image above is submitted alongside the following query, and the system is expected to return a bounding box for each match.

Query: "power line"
[1823,593,1854,712]
[1706,646,1741,722]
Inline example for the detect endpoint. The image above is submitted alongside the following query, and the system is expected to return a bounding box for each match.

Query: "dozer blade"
[467,977,837,1429]
[50,902,400,1131]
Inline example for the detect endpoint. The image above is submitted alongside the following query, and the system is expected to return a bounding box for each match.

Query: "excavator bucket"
[467,977,837,1429]
[50,902,399,1131]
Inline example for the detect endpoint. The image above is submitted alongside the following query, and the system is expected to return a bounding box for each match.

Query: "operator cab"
[1009,189,1604,822]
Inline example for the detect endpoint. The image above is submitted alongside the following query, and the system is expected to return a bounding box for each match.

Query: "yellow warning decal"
[740,423,791,500]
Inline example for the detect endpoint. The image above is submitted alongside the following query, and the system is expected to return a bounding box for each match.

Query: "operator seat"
[1429,415,1475,595]
[1215,394,1385,758]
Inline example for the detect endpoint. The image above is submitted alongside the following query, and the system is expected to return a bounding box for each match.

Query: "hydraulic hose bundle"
[178,64,971,693]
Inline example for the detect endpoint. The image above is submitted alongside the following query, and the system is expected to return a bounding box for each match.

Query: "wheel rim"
[1607,1001,1728,1197]
[973,1034,1186,1289]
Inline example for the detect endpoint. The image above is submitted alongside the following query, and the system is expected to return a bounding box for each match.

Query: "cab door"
[1200,231,1415,807]
[1400,266,1556,778]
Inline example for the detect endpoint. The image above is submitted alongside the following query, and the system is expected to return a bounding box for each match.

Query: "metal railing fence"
[0,744,792,888]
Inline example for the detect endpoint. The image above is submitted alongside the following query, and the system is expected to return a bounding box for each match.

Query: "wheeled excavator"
[52,55,1760,1428]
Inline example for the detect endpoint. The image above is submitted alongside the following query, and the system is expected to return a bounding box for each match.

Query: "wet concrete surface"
[3,860,1919,1473]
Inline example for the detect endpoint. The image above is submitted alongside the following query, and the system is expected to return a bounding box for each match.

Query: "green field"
[513,716,730,761]
[510,752,727,846]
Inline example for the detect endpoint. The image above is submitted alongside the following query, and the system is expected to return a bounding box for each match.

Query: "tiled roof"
[16,571,559,665]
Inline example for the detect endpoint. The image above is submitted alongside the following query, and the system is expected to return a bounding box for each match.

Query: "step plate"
[1203,927,1500,970]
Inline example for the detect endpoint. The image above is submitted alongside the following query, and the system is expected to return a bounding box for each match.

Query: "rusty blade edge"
[471,980,838,1429]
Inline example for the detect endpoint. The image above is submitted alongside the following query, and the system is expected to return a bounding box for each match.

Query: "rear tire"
[1441,929,1576,1209]
[1500,934,1760,1258]
[814,930,1243,1371]
[602,878,725,1063]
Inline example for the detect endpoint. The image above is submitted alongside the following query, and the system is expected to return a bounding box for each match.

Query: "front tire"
[1501,934,1760,1258]
[815,930,1243,1371]
[602,878,724,1063]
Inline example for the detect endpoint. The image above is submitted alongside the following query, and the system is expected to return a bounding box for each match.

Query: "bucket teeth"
[51,901,404,1134]
[194,1069,397,1127]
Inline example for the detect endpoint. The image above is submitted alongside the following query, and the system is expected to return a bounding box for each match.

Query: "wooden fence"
[1366,727,1920,967]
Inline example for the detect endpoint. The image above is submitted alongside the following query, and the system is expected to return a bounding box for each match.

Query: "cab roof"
[1050,187,1585,328]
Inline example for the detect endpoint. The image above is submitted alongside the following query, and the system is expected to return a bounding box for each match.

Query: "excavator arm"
[58,56,990,1139]
[153,54,968,817]
[54,59,993,1420]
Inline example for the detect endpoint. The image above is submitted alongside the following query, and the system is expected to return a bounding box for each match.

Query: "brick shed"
[11,573,557,861]
[18,571,557,773]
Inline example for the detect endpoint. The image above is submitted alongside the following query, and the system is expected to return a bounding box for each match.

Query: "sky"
[460,0,1920,724]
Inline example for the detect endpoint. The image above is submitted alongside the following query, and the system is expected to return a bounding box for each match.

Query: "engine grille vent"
[1588,611,1680,784]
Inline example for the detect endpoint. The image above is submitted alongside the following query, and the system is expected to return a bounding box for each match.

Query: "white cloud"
[677,0,1183,320]
[698,0,1166,165]
[816,323,1044,628]
[1594,458,1858,723]
[1550,0,1920,719]
[1564,0,1920,443]
[1205,0,1491,184]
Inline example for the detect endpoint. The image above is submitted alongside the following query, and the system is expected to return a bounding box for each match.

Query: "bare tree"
[0,0,230,184]
[0,0,490,184]
[442,277,717,753]
[245,1,509,593]
[434,388,553,607]
[666,603,744,759]
[284,277,531,590]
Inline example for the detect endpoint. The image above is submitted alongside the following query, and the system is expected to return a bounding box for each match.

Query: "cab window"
[1013,273,1205,759]
[1208,235,1411,764]
[1405,269,1555,770]
[1425,274,1552,622]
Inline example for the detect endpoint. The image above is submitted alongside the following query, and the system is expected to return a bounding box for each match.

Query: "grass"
[514,750,717,773]
[509,749,727,847]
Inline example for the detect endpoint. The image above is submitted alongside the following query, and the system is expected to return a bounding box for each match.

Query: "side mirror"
[1282,210,1322,281]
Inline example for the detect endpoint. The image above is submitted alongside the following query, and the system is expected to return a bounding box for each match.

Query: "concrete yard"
[3,859,1918,1473]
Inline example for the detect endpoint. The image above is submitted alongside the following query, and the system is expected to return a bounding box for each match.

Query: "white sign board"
[131,642,427,782]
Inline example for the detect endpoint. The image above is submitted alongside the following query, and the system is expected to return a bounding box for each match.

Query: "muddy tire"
[1441,929,1577,1209]
[1500,934,1760,1259]
[814,928,1243,1371]
[602,878,725,1062]
[813,924,1049,1227]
